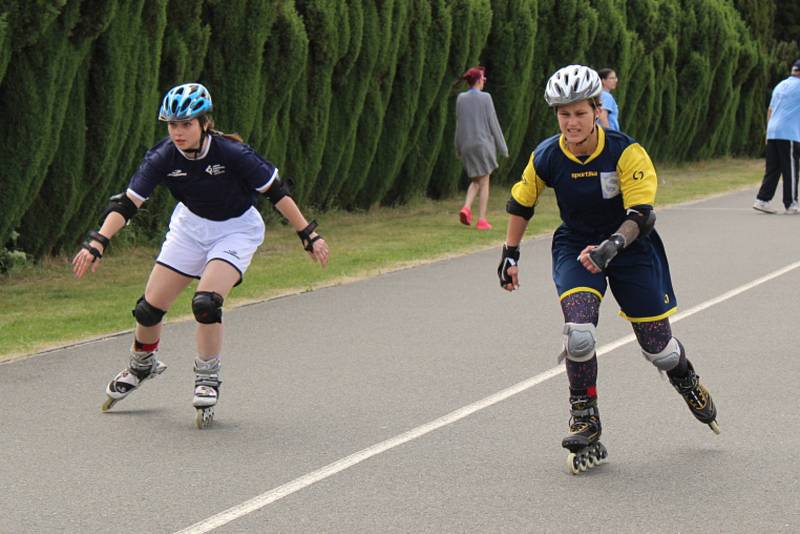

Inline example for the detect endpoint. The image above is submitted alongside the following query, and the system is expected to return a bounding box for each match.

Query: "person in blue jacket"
[73,83,329,428]
[497,65,719,473]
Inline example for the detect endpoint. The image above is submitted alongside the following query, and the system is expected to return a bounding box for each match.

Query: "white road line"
[175,259,800,534]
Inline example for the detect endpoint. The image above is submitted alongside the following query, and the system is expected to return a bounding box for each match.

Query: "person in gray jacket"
[455,66,509,230]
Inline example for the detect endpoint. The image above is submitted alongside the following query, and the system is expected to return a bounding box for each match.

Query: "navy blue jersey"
[127,134,278,221]
[511,127,658,240]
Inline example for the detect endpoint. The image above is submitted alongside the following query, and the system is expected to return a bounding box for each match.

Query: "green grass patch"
[0,157,762,361]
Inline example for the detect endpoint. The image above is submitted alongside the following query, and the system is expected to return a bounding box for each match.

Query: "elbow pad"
[625,205,655,237]
[100,192,138,225]
[262,177,292,205]
[506,197,535,220]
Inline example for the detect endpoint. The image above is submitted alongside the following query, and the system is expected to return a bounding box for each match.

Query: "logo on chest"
[205,164,226,176]
[570,171,598,179]
[167,169,187,178]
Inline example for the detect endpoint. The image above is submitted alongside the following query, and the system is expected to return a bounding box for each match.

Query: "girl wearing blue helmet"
[72,82,329,428]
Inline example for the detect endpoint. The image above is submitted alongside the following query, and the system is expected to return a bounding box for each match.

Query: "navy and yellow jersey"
[127,134,278,221]
[511,126,657,239]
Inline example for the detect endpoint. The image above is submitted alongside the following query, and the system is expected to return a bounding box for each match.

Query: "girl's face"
[168,118,203,150]
[556,100,599,146]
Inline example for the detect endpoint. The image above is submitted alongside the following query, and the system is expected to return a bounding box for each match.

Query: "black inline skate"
[669,361,720,434]
[562,395,607,474]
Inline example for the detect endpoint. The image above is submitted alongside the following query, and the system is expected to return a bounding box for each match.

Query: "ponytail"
[202,115,244,143]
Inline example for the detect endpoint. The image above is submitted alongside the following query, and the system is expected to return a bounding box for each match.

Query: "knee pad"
[642,336,681,371]
[132,296,166,327]
[192,291,224,324]
[559,322,597,363]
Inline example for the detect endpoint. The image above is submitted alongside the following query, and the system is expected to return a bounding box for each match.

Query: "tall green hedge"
[0,0,789,261]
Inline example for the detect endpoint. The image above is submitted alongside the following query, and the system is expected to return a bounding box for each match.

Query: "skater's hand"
[72,241,105,279]
[498,244,520,291]
[502,265,520,292]
[577,245,601,274]
[308,237,329,267]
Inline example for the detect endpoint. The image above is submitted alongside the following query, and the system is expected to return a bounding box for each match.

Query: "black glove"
[587,233,625,271]
[497,244,520,287]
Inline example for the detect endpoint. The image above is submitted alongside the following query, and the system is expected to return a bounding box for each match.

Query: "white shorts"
[156,203,265,282]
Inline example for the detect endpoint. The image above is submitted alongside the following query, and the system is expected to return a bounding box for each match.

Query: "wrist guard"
[297,220,322,252]
[81,230,109,263]
[587,233,625,271]
[497,244,520,287]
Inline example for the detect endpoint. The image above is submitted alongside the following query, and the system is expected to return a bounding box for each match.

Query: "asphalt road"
[2,187,799,533]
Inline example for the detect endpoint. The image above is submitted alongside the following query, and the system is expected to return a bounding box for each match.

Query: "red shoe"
[476,218,492,230]
[459,206,472,226]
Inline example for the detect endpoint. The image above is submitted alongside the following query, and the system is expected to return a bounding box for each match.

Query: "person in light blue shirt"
[754,59,800,214]
[597,68,620,131]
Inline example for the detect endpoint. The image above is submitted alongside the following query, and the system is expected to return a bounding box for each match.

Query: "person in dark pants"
[754,59,800,214]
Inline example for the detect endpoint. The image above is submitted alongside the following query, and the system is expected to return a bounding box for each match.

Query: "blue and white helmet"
[158,83,213,121]
[544,65,602,107]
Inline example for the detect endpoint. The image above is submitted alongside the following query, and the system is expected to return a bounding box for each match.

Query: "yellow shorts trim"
[619,307,678,323]
[559,287,604,301]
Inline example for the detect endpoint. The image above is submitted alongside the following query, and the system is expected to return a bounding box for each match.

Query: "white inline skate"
[101,350,167,411]
[193,357,221,429]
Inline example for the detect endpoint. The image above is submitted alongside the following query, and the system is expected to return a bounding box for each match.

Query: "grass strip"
[0,158,762,361]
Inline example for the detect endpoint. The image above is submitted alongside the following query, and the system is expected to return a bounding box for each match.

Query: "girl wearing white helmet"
[497,65,719,473]
[72,82,329,428]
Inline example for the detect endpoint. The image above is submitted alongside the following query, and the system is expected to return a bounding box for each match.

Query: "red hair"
[462,66,485,86]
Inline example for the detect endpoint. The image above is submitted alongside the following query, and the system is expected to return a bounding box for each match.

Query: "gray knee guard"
[192,291,223,324]
[132,296,166,327]
[557,322,597,363]
[641,337,681,371]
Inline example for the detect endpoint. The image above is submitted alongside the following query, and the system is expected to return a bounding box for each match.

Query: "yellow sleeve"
[618,143,657,208]
[510,152,546,207]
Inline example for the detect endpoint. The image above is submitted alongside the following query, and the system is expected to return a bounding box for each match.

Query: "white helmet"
[544,65,602,107]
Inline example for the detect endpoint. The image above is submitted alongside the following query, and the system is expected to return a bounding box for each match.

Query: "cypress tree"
[19,55,90,257]
[282,0,352,204]
[385,0,452,205]
[0,1,113,255]
[0,12,10,86]
[356,0,432,209]
[204,0,276,141]
[61,0,169,250]
[256,1,308,168]
[311,1,366,208]
[336,0,411,209]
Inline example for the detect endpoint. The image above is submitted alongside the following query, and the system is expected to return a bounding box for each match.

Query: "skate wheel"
[195,407,214,429]
[101,397,117,412]
[566,453,582,475]
[708,420,721,434]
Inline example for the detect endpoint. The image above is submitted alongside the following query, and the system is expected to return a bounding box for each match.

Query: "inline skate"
[562,395,607,474]
[669,361,720,434]
[101,350,166,411]
[193,358,221,429]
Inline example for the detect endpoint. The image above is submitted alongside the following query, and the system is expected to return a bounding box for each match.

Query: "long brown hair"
[201,115,244,143]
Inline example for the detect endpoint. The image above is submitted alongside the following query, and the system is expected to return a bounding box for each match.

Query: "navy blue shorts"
[551,227,677,322]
